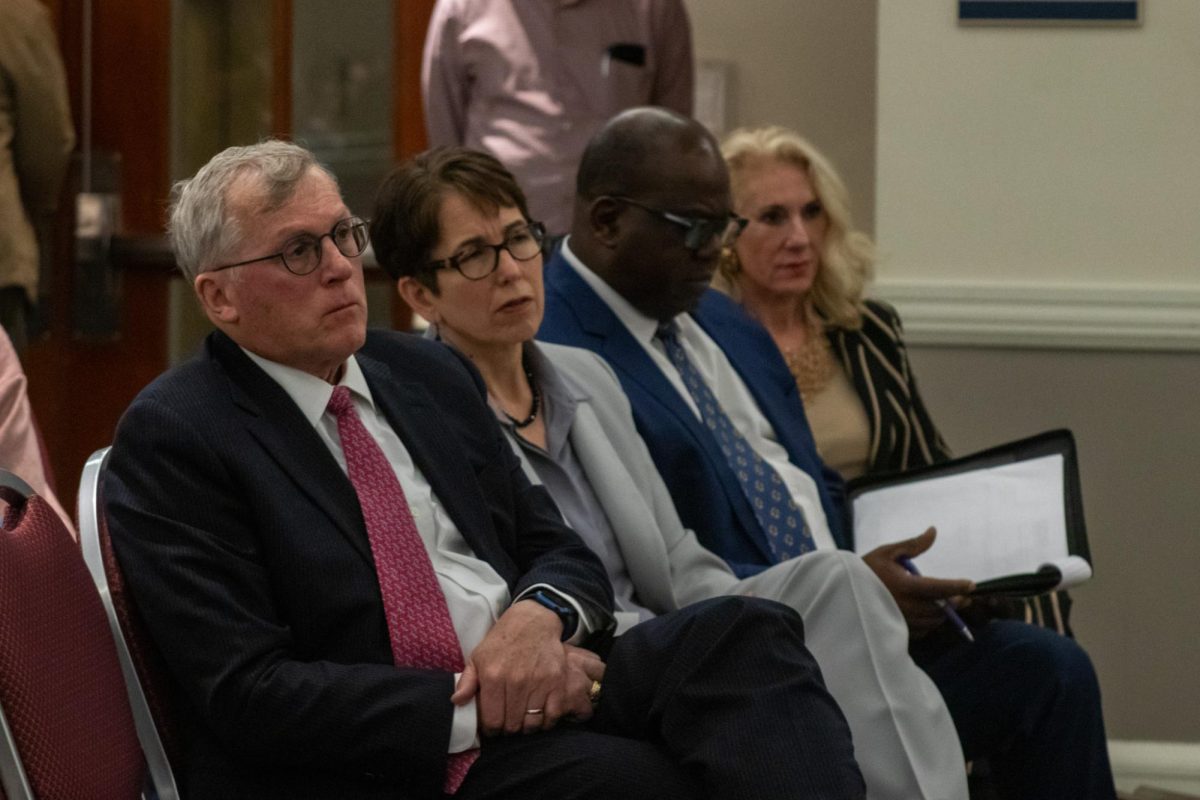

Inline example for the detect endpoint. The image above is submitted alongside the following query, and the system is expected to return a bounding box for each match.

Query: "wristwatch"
[522,589,579,641]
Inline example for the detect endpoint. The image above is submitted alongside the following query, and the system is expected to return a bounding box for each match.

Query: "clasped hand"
[861,527,975,638]
[450,599,605,736]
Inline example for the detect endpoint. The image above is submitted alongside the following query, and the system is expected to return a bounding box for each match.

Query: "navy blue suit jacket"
[105,329,613,799]
[539,251,846,578]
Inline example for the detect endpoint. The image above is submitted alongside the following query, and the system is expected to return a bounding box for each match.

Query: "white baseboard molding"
[873,280,1200,352]
[1110,740,1200,795]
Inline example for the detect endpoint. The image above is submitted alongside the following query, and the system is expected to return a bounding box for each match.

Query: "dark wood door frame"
[25,0,434,505]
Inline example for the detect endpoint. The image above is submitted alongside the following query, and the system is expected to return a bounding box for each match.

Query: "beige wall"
[689,0,1200,744]
[910,343,1200,742]
[876,0,1200,288]
[686,0,878,232]
[875,1,1200,743]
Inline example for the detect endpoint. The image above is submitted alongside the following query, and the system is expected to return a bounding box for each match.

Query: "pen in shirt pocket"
[602,43,646,76]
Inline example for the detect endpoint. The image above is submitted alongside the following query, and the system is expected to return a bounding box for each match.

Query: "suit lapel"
[546,256,713,442]
[568,402,678,611]
[357,352,509,571]
[210,333,371,562]
[694,294,848,549]
[545,260,776,565]
[696,294,798,402]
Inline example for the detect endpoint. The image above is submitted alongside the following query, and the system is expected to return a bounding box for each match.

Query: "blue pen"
[897,556,974,643]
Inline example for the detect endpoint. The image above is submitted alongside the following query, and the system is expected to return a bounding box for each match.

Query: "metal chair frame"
[77,447,180,800]
[0,470,37,800]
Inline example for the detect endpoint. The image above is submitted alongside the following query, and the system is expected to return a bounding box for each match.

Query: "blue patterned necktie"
[656,321,816,562]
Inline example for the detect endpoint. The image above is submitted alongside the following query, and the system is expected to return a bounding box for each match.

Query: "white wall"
[686,0,878,231]
[876,1,1200,289]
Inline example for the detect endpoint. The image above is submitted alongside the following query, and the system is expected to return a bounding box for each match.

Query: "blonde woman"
[717,126,1072,636]
[715,126,949,481]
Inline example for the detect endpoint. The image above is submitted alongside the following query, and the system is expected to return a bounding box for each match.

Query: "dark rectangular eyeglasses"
[608,196,747,251]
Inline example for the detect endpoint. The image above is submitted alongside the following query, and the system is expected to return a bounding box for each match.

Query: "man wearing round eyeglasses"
[188,161,371,384]
[109,140,624,797]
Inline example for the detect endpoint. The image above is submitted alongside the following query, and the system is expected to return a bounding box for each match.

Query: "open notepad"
[847,430,1092,596]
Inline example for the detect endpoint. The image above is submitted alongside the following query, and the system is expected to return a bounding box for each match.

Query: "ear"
[396,276,440,326]
[194,272,240,325]
[586,196,625,249]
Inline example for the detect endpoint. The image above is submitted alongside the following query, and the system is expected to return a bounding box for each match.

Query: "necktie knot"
[655,320,680,345]
[327,385,354,418]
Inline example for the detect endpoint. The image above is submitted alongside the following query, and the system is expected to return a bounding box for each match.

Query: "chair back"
[77,448,181,800]
[0,469,145,799]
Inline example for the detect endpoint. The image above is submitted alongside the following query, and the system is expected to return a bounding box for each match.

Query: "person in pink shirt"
[422,0,693,235]
[0,327,73,534]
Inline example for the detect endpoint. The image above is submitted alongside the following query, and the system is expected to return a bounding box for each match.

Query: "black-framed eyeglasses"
[427,221,547,281]
[207,216,370,276]
[608,196,748,251]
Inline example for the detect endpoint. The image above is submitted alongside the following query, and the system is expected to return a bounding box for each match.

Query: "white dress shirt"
[245,349,589,752]
[559,242,837,551]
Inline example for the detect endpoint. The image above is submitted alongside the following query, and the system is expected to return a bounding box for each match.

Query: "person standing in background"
[422,0,693,236]
[0,0,76,355]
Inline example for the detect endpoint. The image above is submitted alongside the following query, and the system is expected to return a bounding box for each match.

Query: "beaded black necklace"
[503,354,540,429]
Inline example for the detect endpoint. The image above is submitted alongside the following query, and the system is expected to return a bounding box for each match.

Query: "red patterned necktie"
[326,385,478,793]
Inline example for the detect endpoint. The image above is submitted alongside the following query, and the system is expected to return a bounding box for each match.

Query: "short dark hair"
[576,107,712,201]
[370,147,532,289]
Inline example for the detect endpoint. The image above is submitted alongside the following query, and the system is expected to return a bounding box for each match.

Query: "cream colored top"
[802,366,871,481]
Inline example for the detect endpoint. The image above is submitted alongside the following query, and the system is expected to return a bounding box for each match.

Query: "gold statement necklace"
[779,313,836,401]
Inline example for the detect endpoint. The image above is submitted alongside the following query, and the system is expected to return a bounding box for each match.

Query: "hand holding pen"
[860,527,976,641]
[897,556,974,643]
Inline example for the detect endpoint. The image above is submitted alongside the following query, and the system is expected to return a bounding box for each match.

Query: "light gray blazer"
[508,346,971,800]
[512,341,761,615]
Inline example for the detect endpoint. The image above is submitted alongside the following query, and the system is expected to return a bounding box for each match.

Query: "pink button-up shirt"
[422,0,694,234]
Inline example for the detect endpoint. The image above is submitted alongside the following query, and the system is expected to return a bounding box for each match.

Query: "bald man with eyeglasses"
[541,106,1116,800]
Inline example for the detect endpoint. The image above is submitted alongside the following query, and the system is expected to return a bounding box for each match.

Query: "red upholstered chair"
[77,448,181,800]
[0,468,145,799]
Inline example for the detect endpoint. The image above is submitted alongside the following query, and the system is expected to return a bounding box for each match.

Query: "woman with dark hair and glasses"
[369,145,974,800]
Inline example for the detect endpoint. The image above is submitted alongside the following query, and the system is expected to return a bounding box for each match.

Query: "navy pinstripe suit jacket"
[105,329,612,799]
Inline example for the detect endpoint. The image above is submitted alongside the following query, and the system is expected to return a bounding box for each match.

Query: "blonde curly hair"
[716,126,874,329]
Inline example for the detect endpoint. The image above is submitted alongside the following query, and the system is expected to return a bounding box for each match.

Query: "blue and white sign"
[959,1,1141,25]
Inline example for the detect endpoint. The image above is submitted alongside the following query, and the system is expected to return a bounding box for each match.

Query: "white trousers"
[735,549,969,800]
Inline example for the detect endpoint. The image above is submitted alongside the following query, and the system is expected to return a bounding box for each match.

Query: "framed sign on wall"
[958,1,1142,25]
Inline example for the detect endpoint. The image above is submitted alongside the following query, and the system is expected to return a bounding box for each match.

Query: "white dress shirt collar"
[554,244,836,551]
[559,238,662,347]
[241,349,373,428]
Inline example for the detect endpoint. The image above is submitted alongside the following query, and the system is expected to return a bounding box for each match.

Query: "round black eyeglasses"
[207,216,370,276]
[426,221,547,281]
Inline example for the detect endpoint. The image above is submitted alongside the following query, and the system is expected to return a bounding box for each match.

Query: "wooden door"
[23,0,173,507]
[23,0,433,504]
